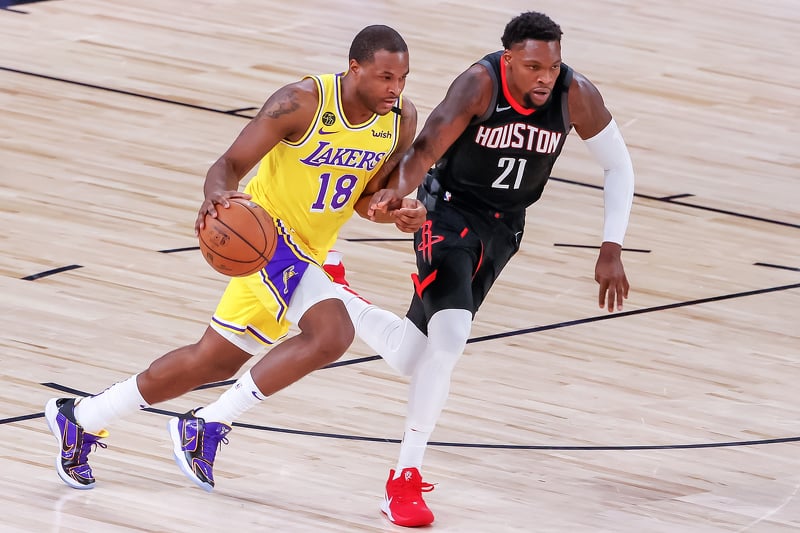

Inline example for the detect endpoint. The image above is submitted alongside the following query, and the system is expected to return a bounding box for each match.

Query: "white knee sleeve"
[337,285,427,376]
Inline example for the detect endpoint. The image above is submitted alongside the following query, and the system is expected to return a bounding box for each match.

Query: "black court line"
[23,383,800,451]
[549,176,800,230]
[659,193,695,201]
[1,7,27,13]
[0,66,257,119]
[468,282,800,344]
[553,243,651,253]
[21,264,83,280]
[227,423,800,450]
[345,238,415,242]
[40,383,91,397]
[324,354,382,368]
[0,412,44,423]
[159,246,200,254]
[226,106,258,114]
[754,262,800,273]
[192,355,383,390]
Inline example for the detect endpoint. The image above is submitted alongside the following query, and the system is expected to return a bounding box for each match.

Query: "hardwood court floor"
[1,1,798,531]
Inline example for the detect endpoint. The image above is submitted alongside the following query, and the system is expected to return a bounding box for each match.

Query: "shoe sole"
[380,498,392,520]
[44,399,94,490]
[380,496,435,527]
[167,417,214,493]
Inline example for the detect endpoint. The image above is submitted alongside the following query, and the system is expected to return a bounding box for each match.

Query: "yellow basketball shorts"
[210,225,338,355]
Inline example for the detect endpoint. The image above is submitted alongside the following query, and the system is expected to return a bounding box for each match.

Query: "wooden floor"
[1,1,799,531]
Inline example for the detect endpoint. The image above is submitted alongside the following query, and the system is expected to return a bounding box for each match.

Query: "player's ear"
[348,58,361,76]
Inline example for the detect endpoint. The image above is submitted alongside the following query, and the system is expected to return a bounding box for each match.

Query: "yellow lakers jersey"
[245,73,402,263]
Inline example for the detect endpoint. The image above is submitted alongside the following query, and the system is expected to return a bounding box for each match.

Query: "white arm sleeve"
[583,119,634,245]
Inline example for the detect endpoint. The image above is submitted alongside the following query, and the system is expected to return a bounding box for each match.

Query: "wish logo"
[372,129,392,138]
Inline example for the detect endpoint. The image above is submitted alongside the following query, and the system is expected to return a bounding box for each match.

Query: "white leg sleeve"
[396,309,471,471]
[336,285,427,376]
[405,309,472,433]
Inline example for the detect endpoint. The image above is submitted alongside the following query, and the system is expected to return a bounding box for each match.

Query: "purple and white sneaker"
[45,398,108,489]
[167,410,231,492]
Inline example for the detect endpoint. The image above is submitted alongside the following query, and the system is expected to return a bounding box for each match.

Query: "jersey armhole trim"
[283,75,324,147]
[469,59,498,126]
[560,65,574,133]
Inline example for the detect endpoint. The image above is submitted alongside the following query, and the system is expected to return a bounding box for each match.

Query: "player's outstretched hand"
[595,242,630,312]
[367,188,404,220]
[195,190,252,235]
[391,198,427,233]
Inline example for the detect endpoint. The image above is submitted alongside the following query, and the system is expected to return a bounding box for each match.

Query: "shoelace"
[202,429,229,461]
[393,476,435,502]
[77,437,107,463]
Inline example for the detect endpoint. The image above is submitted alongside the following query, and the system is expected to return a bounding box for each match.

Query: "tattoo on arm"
[260,90,300,119]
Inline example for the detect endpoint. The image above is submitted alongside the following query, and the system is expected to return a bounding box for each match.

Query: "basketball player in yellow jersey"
[247,70,403,262]
[44,25,424,496]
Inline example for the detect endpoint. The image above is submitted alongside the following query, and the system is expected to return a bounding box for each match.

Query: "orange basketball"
[198,198,278,277]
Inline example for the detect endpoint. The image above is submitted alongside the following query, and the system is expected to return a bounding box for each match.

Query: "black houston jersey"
[432,51,573,213]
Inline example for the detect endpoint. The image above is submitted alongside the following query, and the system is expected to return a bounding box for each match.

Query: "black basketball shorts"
[406,198,525,334]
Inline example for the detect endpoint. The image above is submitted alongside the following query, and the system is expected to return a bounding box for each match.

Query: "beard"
[523,92,553,110]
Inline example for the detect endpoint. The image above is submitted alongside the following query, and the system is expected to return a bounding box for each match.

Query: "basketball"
[198,198,278,277]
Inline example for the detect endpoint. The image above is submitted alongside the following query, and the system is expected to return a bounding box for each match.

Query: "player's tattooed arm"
[258,87,302,120]
[197,79,319,232]
[213,79,318,178]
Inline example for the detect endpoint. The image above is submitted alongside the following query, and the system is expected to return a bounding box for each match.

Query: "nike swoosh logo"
[318,128,337,135]
[496,105,512,112]
[183,434,197,450]
[62,429,76,455]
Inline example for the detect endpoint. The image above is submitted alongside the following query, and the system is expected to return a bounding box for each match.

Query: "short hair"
[501,11,563,49]
[349,25,408,63]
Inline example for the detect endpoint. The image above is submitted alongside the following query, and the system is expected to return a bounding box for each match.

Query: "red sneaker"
[381,467,435,527]
[322,250,349,286]
[323,251,372,303]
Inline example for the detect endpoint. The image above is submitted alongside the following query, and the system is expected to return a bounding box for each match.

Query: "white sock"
[74,374,149,434]
[396,309,472,472]
[336,284,427,376]
[195,370,266,425]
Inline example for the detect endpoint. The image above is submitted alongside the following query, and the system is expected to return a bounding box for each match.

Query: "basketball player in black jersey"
[326,11,634,527]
